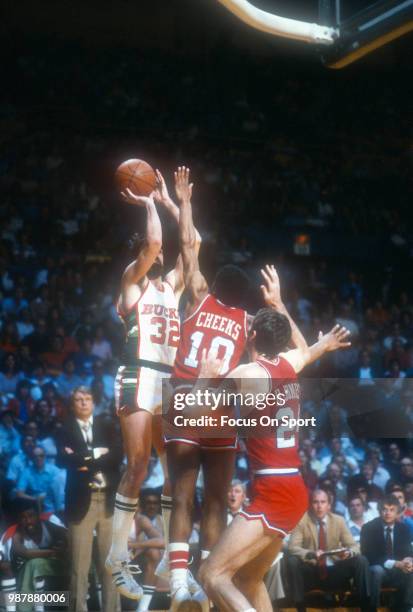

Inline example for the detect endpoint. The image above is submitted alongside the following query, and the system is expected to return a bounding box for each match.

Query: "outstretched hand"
[153,169,171,205]
[175,166,193,202]
[120,188,155,207]
[260,264,282,308]
[318,325,351,351]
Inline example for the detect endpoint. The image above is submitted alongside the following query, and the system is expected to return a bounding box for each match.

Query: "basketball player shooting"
[105,170,200,602]
[197,266,351,612]
[164,167,251,610]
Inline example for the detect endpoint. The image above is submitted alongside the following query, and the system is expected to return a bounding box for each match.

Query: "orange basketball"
[115,159,156,197]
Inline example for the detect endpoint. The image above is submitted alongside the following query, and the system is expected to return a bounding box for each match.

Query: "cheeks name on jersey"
[141,303,179,320]
[195,311,241,341]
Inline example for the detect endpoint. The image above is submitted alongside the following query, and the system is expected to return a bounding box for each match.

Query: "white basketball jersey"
[120,280,180,367]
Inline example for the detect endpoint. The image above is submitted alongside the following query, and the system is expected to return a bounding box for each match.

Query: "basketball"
[115,159,157,198]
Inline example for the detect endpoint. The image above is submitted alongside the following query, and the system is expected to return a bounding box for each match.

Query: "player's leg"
[233,539,281,612]
[167,441,201,604]
[200,448,236,557]
[199,515,277,612]
[137,547,162,612]
[106,409,152,598]
[152,412,172,564]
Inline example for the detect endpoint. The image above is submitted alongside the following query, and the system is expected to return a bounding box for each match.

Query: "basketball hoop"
[216,0,338,44]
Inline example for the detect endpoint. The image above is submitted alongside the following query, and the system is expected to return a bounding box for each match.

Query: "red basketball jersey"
[246,356,301,472]
[173,294,248,379]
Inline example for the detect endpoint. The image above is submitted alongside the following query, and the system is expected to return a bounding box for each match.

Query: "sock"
[243,609,256,612]
[1,578,17,612]
[169,542,189,589]
[200,550,210,560]
[161,494,172,548]
[109,494,139,561]
[34,578,45,612]
[136,585,155,612]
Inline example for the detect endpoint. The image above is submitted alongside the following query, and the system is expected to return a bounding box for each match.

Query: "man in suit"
[57,386,123,611]
[361,494,413,612]
[285,488,370,612]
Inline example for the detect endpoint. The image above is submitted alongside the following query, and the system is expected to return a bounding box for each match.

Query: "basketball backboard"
[216,0,413,67]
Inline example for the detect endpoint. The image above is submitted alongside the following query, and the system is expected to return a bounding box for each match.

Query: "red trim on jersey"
[238,510,287,537]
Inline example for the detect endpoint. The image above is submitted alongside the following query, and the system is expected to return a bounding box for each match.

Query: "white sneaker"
[192,586,209,612]
[155,551,169,580]
[105,557,143,600]
[170,585,201,612]
[187,570,203,595]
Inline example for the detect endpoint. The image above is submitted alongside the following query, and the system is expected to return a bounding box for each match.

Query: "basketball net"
[216,0,338,44]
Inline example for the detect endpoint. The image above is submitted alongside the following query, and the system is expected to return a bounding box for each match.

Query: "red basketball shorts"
[164,385,237,450]
[239,471,308,537]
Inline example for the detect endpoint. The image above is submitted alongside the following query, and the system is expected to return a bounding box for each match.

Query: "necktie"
[385,527,393,559]
[81,422,92,447]
[318,520,328,580]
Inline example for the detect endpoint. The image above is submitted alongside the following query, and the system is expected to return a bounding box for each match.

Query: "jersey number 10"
[184,331,235,375]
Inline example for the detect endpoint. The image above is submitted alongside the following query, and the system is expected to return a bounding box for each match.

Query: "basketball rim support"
[319,0,413,68]
[215,0,413,68]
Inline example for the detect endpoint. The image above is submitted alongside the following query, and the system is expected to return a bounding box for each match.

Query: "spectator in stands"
[0,411,21,461]
[298,449,319,490]
[319,438,359,476]
[384,443,402,481]
[227,480,247,525]
[346,485,379,522]
[346,495,368,543]
[285,489,369,612]
[90,379,112,416]
[16,309,34,342]
[324,462,347,504]
[385,485,413,537]
[383,323,408,351]
[25,318,49,355]
[10,380,35,424]
[72,336,99,377]
[365,446,391,490]
[16,446,61,513]
[0,324,20,355]
[301,439,323,476]
[89,360,115,400]
[40,335,68,376]
[361,494,413,612]
[0,354,23,395]
[399,457,413,486]
[6,435,36,492]
[55,358,81,400]
[91,326,112,362]
[57,386,122,611]
[10,499,68,611]
[353,350,379,385]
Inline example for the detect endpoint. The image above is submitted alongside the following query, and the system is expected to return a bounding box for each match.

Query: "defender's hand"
[318,325,351,351]
[260,264,282,308]
[174,166,193,202]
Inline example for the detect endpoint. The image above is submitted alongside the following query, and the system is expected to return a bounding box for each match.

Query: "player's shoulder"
[227,362,265,379]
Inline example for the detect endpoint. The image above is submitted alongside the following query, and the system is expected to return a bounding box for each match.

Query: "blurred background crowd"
[0,0,412,606]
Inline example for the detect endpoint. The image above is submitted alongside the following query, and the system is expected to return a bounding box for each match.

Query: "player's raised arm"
[154,169,202,298]
[175,166,208,306]
[120,189,162,309]
[261,264,309,354]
